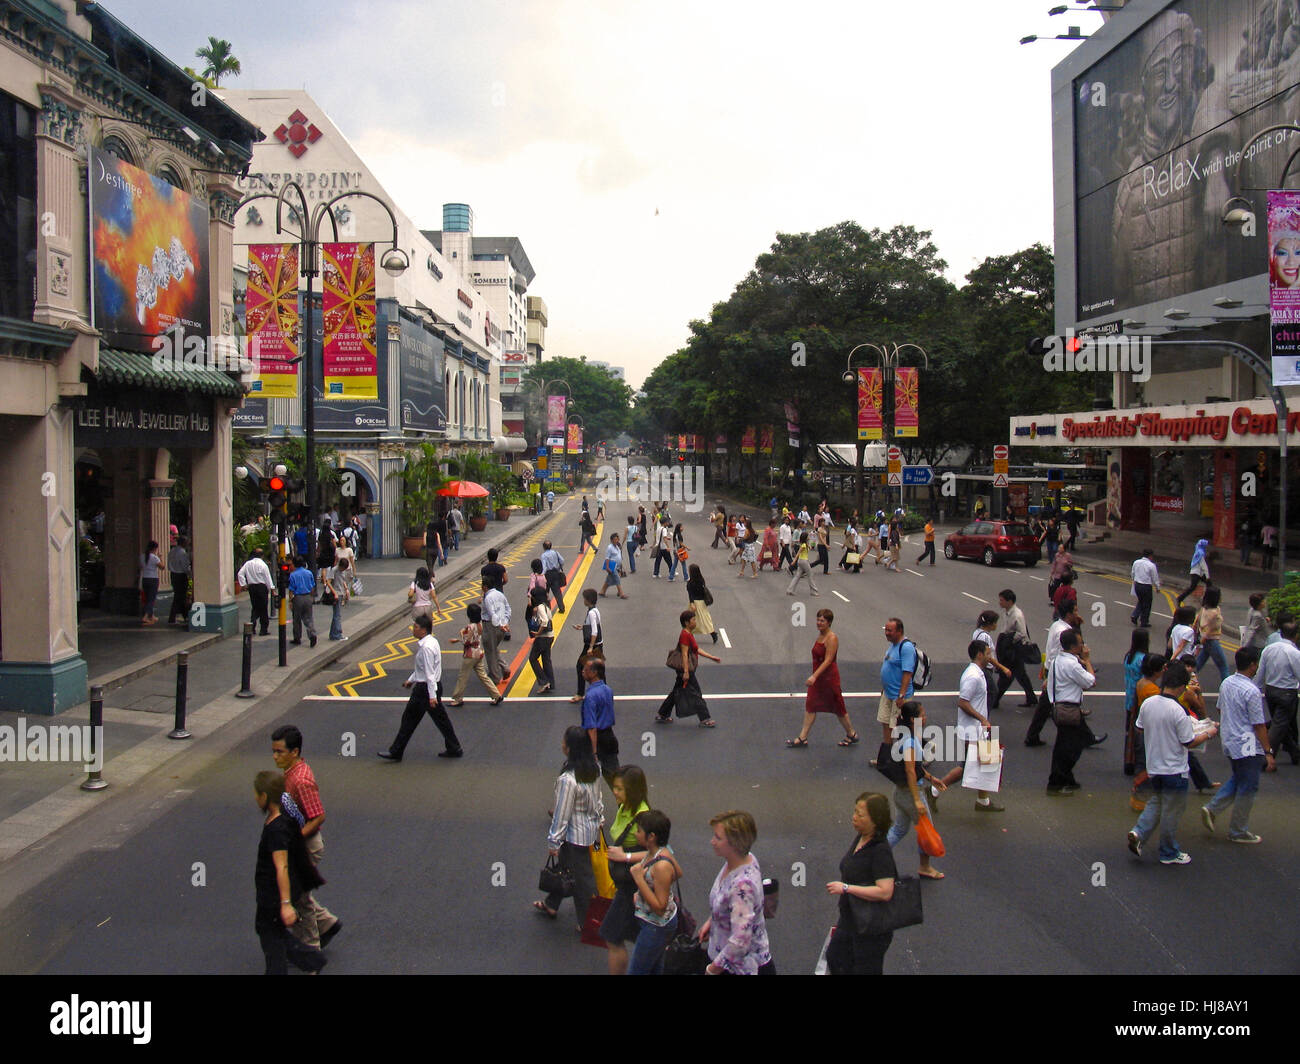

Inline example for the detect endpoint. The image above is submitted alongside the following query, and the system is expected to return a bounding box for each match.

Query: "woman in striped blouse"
[535,725,605,927]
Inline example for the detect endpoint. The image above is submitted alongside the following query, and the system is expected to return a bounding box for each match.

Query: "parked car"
[943,520,1041,567]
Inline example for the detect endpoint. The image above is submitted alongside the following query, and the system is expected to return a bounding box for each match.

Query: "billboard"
[398,312,447,432]
[89,146,210,353]
[1268,190,1300,385]
[1072,0,1300,322]
[245,243,299,398]
[857,368,882,440]
[321,242,377,399]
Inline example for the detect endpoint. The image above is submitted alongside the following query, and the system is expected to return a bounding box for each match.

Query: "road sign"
[902,465,933,486]
[886,445,902,486]
[887,472,902,487]
[521,469,533,486]
[993,442,1009,487]
[1047,468,1064,489]
[887,446,903,462]
[993,444,1009,460]
[992,473,1009,488]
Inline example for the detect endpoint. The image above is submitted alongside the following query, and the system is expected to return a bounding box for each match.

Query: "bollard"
[236,621,256,698]
[168,650,192,740]
[278,616,288,668]
[81,685,108,791]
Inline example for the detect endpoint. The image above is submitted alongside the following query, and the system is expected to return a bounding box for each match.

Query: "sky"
[100,0,1106,389]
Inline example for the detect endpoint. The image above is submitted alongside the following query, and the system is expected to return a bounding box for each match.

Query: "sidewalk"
[0,503,563,863]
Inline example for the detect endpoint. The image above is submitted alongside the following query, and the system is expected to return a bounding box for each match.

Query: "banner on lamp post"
[567,423,583,453]
[858,368,882,440]
[714,433,727,455]
[1268,190,1300,386]
[547,395,567,433]
[759,426,774,453]
[321,242,378,400]
[246,243,299,399]
[741,427,756,454]
[894,366,919,437]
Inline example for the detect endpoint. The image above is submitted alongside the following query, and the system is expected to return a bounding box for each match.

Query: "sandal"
[785,736,809,747]
[532,901,558,918]
[654,715,673,724]
[699,719,716,728]
[918,869,945,880]
[838,733,861,747]
[449,700,465,707]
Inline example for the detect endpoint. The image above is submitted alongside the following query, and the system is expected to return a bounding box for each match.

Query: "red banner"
[858,368,882,440]
[567,423,583,453]
[321,242,377,399]
[245,243,299,398]
[759,426,774,453]
[894,367,919,437]
[714,433,727,454]
[741,427,756,454]
[677,434,687,451]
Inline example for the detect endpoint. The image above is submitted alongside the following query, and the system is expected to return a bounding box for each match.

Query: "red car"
[943,520,1041,567]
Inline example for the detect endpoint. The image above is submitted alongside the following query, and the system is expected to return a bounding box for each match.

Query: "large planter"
[495,507,511,522]
[402,535,425,559]
[468,514,489,533]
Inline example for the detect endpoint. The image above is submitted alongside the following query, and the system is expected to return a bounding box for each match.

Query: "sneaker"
[1126,830,1142,856]
[1228,832,1262,844]
[1159,851,1192,865]
[1200,806,1215,833]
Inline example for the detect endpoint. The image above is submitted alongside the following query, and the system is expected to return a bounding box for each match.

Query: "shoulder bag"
[665,644,699,672]
[661,879,707,976]
[849,874,923,936]
[1048,660,1084,727]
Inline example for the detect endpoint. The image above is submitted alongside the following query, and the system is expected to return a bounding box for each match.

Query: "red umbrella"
[437,480,489,498]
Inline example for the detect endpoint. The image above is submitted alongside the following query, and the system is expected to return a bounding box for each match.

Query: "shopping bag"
[579,895,612,948]
[916,813,945,858]
[845,552,861,566]
[977,733,1001,766]
[963,743,1004,793]
[591,834,616,900]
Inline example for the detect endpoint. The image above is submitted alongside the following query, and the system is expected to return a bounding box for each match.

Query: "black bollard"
[168,650,191,739]
[236,621,256,699]
[81,684,108,791]
[278,614,287,667]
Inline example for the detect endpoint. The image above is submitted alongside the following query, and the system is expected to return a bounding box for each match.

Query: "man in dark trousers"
[236,548,275,636]
[252,770,327,975]
[378,613,463,760]
[580,657,619,785]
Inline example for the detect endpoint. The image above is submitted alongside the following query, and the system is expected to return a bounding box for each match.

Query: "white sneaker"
[1159,851,1191,865]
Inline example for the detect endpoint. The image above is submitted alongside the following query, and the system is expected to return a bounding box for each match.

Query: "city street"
[2,490,1296,976]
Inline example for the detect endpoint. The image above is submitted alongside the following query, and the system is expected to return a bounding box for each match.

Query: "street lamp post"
[842,342,930,518]
[237,183,408,574]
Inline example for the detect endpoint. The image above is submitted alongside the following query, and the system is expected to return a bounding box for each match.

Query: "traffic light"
[267,475,287,509]
[277,557,292,596]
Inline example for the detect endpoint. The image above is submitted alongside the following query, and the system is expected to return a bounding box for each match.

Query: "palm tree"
[195,37,241,87]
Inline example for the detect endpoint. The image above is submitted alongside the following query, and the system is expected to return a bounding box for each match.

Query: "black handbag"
[607,823,636,890]
[538,853,574,897]
[320,588,336,606]
[662,881,707,975]
[1019,641,1042,666]
[848,875,923,935]
[875,740,909,787]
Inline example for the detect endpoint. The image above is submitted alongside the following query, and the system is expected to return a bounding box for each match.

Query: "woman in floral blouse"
[698,810,774,975]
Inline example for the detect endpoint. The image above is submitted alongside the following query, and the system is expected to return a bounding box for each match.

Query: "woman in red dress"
[787,609,859,747]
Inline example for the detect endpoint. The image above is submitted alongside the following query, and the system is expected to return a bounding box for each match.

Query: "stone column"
[149,447,174,555]
[191,404,239,636]
[34,84,87,329]
[0,406,87,713]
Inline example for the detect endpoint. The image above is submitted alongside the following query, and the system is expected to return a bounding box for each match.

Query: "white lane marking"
[719,627,732,649]
[1082,591,1102,599]
[1153,611,1172,620]
[1114,600,1132,608]
[962,592,988,604]
[303,690,1139,702]
[905,568,924,577]
[832,590,850,602]
[1027,575,1044,581]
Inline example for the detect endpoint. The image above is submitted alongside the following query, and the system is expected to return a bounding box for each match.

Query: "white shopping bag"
[963,744,1004,793]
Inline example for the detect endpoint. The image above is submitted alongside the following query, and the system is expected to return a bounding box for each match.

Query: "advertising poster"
[741,427,756,454]
[785,401,801,447]
[759,426,774,453]
[1269,190,1300,386]
[548,395,568,433]
[714,433,727,454]
[894,367,919,437]
[1073,1,1299,322]
[398,312,447,432]
[89,146,210,353]
[321,242,377,399]
[678,434,687,451]
[566,422,583,453]
[858,368,882,440]
[245,243,299,398]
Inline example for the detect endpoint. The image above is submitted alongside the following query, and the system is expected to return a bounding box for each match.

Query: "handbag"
[320,588,337,606]
[591,833,616,900]
[845,552,861,567]
[848,874,924,935]
[538,853,574,897]
[1019,641,1042,666]
[662,881,707,975]
[665,645,698,672]
[579,895,613,948]
[676,545,690,562]
[350,577,362,596]
[915,814,945,858]
[875,740,910,787]
[1048,660,1086,726]
[608,822,637,889]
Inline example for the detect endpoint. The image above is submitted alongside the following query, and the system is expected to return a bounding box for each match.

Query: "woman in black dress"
[824,791,898,975]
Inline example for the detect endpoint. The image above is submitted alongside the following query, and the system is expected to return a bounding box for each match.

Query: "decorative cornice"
[37,90,85,149]
[209,190,240,225]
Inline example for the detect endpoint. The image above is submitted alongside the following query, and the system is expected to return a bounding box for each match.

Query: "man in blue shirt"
[293,523,311,559]
[286,556,318,648]
[1202,647,1274,844]
[581,658,619,785]
[879,617,917,743]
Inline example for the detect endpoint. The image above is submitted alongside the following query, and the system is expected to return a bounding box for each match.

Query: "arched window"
[156,165,184,190]
[101,134,135,165]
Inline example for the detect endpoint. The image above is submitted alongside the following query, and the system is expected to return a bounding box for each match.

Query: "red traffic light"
[268,476,286,492]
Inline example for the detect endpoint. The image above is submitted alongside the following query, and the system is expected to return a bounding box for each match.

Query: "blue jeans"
[1205,754,1264,838]
[626,543,636,573]
[1195,639,1230,685]
[1131,773,1188,860]
[450,529,460,551]
[654,548,677,580]
[887,786,931,857]
[627,914,677,975]
[329,600,344,640]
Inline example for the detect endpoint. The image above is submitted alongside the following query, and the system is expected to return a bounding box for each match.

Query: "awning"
[511,459,534,475]
[493,435,527,453]
[94,348,244,398]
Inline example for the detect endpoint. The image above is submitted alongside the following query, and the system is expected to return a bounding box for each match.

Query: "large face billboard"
[1073,0,1300,322]
[89,146,210,352]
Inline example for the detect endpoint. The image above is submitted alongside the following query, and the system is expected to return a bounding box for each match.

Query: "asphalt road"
[2,482,1297,976]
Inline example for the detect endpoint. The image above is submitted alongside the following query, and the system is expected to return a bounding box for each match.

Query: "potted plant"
[387,442,445,558]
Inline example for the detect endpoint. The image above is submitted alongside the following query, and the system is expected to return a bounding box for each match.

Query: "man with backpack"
[880,617,918,743]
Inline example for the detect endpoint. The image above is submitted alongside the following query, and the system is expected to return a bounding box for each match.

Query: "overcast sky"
[103,0,1104,389]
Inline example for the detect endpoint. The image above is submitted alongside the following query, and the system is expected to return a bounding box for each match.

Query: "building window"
[0,91,37,319]
[101,133,135,166]
[156,165,184,190]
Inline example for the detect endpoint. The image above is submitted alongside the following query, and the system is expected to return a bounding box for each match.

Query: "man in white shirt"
[1256,623,1300,765]
[1203,647,1273,843]
[447,505,462,551]
[540,540,567,613]
[1046,629,1097,795]
[1129,549,1160,628]
[654,519,678,581]
[777,519,795,572]
[482,586,512,687]
[1126,661,1217,863]
[236,548,276,636]
[994,589,1038,712]
[936,641,1004,811]
[378,613,462,761]
[1025,603,1105,749]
